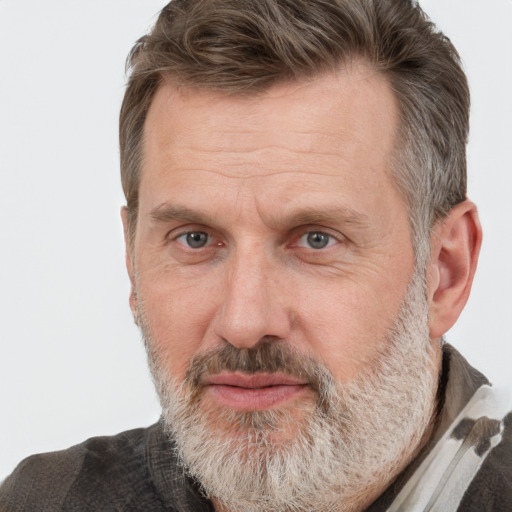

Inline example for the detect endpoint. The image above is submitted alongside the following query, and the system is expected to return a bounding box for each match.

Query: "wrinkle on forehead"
[144,168,355,180]
[143,65,398,178]
[166,143,347,158]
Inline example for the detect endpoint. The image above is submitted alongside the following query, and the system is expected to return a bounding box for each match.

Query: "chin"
[195,390,318,448]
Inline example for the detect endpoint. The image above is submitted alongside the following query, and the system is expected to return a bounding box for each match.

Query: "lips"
[203,372,309,411]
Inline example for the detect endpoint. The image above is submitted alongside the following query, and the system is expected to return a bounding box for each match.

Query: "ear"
[427,200,482,339]
[121,206,139,324]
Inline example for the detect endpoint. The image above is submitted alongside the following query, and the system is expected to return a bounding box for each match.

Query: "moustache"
[184,339,336,406]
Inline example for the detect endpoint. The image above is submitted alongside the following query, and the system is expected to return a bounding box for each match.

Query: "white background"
[0,0,511,481]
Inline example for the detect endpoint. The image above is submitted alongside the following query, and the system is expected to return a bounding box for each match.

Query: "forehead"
[144,66,398,165]
[139,65,403,226]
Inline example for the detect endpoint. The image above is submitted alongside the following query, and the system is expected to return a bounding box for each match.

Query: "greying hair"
[120,0,469,263]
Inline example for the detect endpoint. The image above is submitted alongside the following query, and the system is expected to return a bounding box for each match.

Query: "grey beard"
[140,269,438,512]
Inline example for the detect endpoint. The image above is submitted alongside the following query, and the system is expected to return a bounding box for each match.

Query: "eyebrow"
[283,207,369,228]
[150,203,213,225]
[149,201,370,230]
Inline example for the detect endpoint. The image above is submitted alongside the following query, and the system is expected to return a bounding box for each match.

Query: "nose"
[213,249,292,349]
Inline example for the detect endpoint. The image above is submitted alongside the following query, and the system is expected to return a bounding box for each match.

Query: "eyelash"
[294,231,339,250]
[170,227,343,252]
[173,230,216,249]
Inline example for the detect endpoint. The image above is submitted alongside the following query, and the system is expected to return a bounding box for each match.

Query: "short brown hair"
[120,0,469,260]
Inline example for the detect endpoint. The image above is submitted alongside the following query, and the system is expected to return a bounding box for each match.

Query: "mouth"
[202,372,310,411]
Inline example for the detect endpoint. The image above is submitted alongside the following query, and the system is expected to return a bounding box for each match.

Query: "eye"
[297,231,336,250]
[176,231,210,249]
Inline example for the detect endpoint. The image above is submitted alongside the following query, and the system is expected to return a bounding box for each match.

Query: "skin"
[122,62,482,509]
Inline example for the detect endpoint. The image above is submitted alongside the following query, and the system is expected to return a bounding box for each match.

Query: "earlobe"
[121,206,139,324]
[427,200,482,339]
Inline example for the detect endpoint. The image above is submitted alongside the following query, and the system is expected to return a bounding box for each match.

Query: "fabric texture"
[1,345,510,512]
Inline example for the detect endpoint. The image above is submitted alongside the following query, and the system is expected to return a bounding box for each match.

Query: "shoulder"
[458,412,512,512]
[0,424,169,512]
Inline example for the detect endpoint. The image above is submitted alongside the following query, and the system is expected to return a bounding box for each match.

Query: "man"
[1,0,510,510]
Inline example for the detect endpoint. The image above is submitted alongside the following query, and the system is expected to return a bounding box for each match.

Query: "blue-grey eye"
[304,231,332,249]
[182,231,209,248]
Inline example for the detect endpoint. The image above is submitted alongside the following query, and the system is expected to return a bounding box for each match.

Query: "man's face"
[125,65,440,510]
[132,65,418,384]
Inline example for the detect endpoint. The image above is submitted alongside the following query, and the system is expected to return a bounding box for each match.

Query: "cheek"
[137,271,219,379]
[296,274,408,382]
